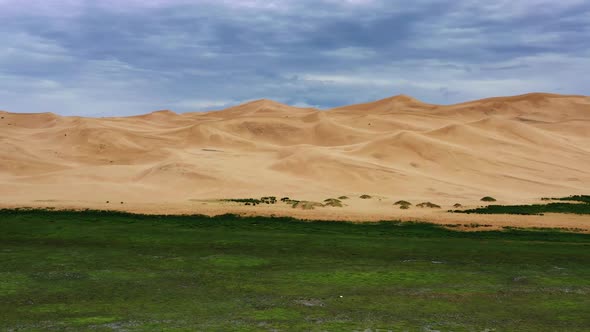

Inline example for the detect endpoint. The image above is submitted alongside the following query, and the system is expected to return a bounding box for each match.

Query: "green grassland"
[1,209,590,331]
[552,195,590,204]
[454,195,590,215]
[455,202,590,215]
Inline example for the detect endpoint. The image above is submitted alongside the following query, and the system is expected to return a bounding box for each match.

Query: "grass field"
[454,202,590,215]
[454,195,590,215]
[1,209,590,331]
[552,195,590,204]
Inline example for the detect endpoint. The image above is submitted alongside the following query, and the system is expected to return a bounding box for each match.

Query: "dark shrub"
[416,202,441,209]
[323,198,343,207]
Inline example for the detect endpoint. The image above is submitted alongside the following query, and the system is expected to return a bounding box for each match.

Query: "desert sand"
[1,93,589,230]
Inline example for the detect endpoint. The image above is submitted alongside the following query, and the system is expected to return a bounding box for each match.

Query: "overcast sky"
[1,0,589,116]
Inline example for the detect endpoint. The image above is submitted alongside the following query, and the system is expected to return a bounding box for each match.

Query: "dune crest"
[331,94,436,114]
[1,93,589,211]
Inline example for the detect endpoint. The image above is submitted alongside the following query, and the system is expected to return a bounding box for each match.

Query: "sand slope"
[1,93,589,227]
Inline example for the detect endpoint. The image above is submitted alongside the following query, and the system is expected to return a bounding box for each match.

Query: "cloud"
[172,99,236,111]
[0,0,588,115]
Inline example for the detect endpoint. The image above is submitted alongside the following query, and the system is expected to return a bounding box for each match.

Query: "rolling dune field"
[1,93,589,229]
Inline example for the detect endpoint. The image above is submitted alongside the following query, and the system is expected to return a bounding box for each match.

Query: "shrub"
[481,196,497,202]
[360,195,372,199]
[453,203,462,208]
[394,200,412,206]
[416,202,441,209]
[323,198,343,207]
[261,196,277,204]
[399,205,410,210]
[338,196,349,200]
[225,198,262,204]
[292,201,323,210]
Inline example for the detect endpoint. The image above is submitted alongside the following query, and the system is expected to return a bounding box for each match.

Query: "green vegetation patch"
[225,196,277,206]
[88,270,159,281]
[455,202,590,215]
[360,194,372,199]
[248,308,301,321]
[481,196,497,202]
[201,255,269,268]
[1,209,590,331]
[260,196,277,204]
[224,198,262,204]
[68,316,120,326]
[291,270,455,287]
[0,272,32,296]
[546,195,590,204]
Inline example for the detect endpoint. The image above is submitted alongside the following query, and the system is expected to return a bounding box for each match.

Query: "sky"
[1,0,589,116]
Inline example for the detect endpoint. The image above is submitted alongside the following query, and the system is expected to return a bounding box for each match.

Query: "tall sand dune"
[1,92,589,221]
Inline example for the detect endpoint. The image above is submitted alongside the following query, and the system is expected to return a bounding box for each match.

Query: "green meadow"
[1,209,589,331]
[454,195,590,215]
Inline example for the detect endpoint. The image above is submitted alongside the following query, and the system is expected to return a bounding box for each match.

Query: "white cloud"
[0,0,588,114]
[300,74,394,87]
[172,99,235,111]
[321,47,377,59]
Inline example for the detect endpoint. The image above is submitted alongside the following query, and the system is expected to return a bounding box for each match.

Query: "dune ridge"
[1,93,589,218]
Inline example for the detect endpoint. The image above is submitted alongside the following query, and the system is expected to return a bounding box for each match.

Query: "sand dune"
[1,93,589,227]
